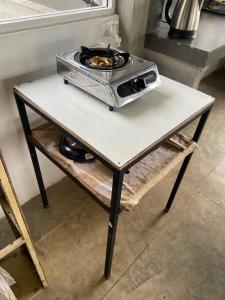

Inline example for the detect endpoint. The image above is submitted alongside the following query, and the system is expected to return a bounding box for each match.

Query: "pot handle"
[165,0,173,25]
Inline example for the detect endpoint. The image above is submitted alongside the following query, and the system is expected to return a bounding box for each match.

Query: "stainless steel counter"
[145,12,225,67]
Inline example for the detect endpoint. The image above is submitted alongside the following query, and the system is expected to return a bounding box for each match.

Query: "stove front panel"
[112,65,161,108]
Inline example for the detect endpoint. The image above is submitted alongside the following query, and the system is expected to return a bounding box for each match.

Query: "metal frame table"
[13,74,214,279]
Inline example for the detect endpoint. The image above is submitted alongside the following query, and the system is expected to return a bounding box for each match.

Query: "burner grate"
[74,45,130,70]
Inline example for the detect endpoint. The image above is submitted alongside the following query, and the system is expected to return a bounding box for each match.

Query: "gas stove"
[56,44,161,110]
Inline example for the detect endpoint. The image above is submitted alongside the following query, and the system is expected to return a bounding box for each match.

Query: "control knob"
[132,77,146,92]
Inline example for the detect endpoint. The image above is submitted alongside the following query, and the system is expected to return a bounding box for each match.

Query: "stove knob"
[132,77,146,92]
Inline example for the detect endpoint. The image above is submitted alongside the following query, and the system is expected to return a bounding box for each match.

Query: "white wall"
[0,14,119,217]
[117,0,150,57]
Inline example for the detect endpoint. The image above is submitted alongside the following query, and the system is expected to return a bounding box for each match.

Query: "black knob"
[132,77,146,92]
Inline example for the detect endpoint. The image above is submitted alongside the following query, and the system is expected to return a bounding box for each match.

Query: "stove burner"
[56,43,161,109]
[74,45,130,70]
[89,56,113,68]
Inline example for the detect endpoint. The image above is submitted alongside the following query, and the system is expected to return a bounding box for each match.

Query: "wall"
[0,14,119,217]
[146,0,164,34]
[117,0,150,57]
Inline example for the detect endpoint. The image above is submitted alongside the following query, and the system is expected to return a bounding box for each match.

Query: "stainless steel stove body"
[56,44,161,109]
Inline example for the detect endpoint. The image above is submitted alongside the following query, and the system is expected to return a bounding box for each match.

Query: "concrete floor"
[1,69,225,299]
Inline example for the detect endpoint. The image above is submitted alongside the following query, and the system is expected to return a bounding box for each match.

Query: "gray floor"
[1,70,225,299]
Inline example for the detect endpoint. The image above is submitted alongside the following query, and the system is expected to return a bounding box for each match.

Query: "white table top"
[14,74,214,169]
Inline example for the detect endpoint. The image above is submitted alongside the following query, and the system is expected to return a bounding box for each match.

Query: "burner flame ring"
[74,46,131,71]
[89,56,113,68]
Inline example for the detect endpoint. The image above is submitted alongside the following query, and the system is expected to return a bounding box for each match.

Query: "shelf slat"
[0,237,25,260]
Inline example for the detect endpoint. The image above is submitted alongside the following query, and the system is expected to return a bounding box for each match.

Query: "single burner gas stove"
[56,44,161,110]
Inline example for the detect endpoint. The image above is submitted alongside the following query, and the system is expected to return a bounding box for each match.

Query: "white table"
[14,74,214,279]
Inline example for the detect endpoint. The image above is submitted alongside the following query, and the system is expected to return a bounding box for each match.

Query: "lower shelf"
[31,123,197,211]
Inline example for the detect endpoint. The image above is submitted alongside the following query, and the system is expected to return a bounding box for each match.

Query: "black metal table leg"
[165,109,211,212]
[15,94,49,208]
[104,170,124,279]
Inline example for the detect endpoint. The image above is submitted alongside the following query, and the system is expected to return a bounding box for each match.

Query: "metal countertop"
[145,12,225,67]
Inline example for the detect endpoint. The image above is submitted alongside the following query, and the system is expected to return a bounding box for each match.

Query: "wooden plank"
[14,74,214,169]
[31,123,197,211]
[0,152,48,288]
[0,237,25,260]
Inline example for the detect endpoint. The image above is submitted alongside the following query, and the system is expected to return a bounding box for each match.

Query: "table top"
[146,12,225,67]
[14,74,214,169]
